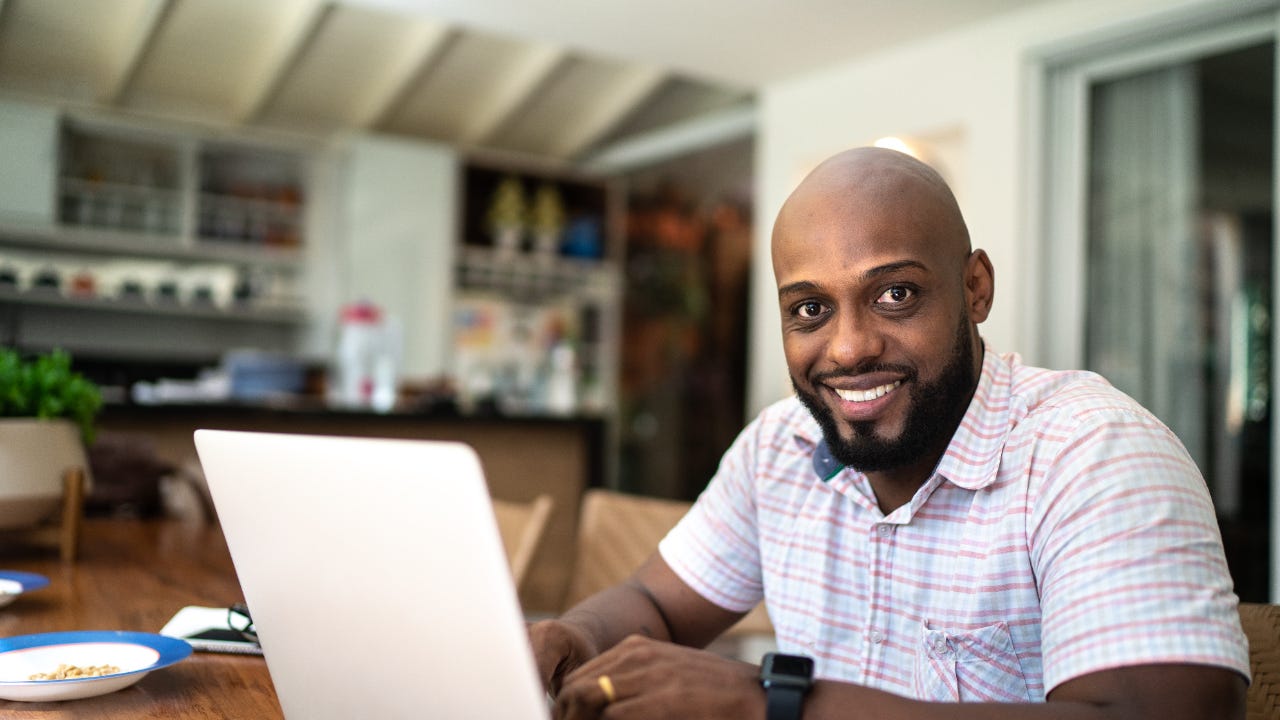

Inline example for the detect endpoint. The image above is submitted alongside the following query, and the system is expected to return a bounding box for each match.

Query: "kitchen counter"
[97,401,607,613]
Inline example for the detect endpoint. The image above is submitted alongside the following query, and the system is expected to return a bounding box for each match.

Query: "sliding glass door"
[1038,10,1276,600]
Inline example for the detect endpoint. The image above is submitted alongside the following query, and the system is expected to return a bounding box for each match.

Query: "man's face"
[792,310,974,472]
[772,154,990,476]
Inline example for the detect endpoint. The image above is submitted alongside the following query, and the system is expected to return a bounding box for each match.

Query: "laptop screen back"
[194,429,549,720]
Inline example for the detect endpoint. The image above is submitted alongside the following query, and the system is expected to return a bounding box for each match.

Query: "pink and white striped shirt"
[659,348,1249,702]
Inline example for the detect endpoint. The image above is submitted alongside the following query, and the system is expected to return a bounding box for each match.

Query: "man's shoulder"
[997,352,1170,435]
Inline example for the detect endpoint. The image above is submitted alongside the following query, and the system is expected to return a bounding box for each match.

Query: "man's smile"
[819,377,908,424]
[833,381,902,403]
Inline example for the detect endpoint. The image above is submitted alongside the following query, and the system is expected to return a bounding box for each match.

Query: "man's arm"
[540,559,1246,720]
[552,633,1245,720]
[528,550,745,693]
[793,665,1246,720]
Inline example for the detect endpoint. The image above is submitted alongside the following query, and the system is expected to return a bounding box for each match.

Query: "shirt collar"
[800,345,1011,490]
[932,346,1010,491]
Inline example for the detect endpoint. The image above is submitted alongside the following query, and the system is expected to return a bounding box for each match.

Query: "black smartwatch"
[759,652,814,720]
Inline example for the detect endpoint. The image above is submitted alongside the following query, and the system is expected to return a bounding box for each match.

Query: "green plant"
[0,348,103,444]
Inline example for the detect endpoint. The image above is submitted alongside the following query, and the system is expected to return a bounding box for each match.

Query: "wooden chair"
[1240,602,1280,720]
[563,488,773,639]
[492,494,555,594]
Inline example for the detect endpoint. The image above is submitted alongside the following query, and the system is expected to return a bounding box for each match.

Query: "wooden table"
[0,517,282,718]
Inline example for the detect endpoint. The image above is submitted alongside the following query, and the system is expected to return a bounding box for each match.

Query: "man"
[529,147,1249,719]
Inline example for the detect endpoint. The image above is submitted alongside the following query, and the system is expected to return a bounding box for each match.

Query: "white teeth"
[834,381,901,403]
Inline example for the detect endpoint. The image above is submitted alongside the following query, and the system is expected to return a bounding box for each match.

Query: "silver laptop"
[194,429,550,720]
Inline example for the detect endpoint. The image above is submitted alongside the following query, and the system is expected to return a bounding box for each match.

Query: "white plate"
[0,571,49,609]
[0,631,192,702]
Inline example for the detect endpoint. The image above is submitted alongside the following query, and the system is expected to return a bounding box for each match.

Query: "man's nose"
[826,309,885,369]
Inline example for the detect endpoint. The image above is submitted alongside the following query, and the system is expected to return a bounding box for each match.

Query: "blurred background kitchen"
[0,0,1276,605]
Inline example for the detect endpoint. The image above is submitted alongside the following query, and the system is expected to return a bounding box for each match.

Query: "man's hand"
[527,552,750,699]
[553,634,763,720]
[528,618,603,694]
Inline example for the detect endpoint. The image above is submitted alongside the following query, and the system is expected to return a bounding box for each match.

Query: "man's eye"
[875,286,914,304]
[795,301,826,319]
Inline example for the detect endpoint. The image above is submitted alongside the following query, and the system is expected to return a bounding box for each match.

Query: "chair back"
[563,488,692,608]
[1240,602,1280,720]
[563,488,772,638]
[492,494,555,593]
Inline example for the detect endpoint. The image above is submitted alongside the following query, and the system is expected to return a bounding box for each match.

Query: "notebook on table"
[193,429,550,720]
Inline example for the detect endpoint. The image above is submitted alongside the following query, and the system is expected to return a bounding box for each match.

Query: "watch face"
[765,653,814,679]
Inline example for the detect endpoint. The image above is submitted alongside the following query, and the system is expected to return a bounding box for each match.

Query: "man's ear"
[965,249,994,323]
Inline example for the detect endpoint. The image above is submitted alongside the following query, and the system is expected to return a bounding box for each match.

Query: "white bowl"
[0,632,192,702]
[0,571,48,608]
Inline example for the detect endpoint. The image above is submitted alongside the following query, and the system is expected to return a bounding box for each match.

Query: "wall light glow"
[873,136,919,158]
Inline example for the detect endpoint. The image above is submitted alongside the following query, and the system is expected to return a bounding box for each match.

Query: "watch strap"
[765,683,805,720]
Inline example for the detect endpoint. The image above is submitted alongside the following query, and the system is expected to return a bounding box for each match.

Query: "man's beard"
[792,317,978,474]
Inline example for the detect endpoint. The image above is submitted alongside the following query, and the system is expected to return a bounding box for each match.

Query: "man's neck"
[865,450,945,515]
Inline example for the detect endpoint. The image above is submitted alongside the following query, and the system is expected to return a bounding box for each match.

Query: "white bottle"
[543,340,578,416]
[370,315,402,413]
[332,301,385,409]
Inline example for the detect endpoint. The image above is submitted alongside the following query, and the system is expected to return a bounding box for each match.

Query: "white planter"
[0,418,91,530]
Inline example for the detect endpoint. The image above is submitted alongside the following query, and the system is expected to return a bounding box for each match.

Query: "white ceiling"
[0,0,1053,169]
[347,0,1053,87]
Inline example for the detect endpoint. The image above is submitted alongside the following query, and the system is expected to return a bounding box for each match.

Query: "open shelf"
[0,285,305,324]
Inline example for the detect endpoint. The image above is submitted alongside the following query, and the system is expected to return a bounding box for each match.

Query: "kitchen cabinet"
[0,100,58,227]
[0,105,622,433]
[0,105,314,359]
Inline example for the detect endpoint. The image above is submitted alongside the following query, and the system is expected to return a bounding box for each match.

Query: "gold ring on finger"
[597,674,617,704]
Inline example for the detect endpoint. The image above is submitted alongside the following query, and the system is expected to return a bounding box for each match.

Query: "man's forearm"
[558,578,675,653]
[798,663,1245,720]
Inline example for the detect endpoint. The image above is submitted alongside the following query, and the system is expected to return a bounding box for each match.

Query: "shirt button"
[877,525,892,536]
[869,631,884,644]
[932,638,948,654]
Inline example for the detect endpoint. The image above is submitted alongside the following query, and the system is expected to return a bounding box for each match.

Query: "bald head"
[773,147,970,265]
[772,147,994,485]
[770,144,994,363]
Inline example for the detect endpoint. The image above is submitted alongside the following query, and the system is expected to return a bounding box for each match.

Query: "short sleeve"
[1029,407,1250,691]
[658,415,766,613]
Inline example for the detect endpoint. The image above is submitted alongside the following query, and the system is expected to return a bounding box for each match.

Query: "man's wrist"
[759,652,814,720]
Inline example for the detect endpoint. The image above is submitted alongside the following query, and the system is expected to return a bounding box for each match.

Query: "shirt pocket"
[912,620,1032,703]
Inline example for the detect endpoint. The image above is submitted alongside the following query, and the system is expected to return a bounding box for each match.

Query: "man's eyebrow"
[778,280,821,297]
[777,260,928,298]
[863,260,928,279]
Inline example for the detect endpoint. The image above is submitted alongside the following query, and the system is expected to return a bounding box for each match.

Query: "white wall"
[746,0,1244,418]
[331,134,459,380]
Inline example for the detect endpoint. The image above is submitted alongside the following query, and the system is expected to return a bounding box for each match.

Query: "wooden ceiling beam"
[550,65,666,160]
[458,42,567,147]
[98,0,174,105]
[235,0,332,124]
[353,20,454,130]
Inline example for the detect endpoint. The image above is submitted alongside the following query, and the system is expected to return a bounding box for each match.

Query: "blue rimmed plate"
[0,631,193,702]
[0,571,49,609]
